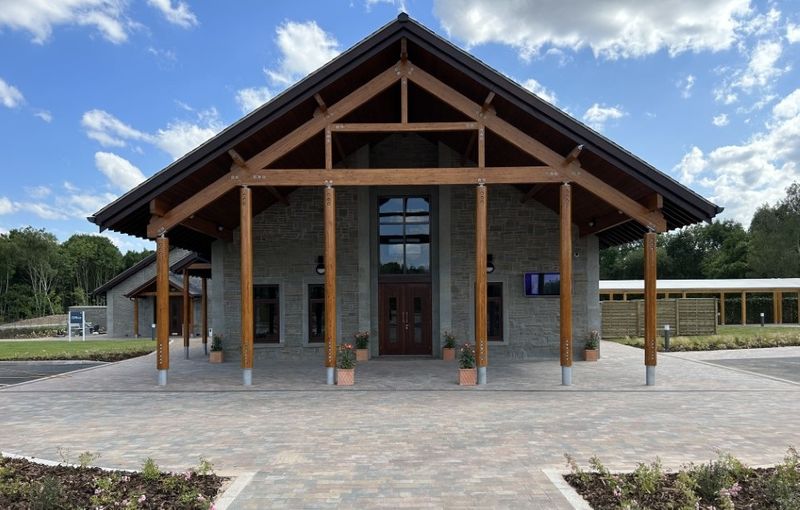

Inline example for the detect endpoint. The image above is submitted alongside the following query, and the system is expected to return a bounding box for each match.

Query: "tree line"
[601,183,800,280]
[0,228,152,323]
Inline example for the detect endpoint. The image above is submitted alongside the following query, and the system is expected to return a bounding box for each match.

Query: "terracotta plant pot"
[337,368,355,386]
[584,349,599,362]
[356,349,369,361]
[458,368,477,386]
[209,351,223,363]
[442,347,455,361]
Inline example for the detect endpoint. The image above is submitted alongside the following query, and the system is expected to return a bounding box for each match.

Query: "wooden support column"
[775,291,783,324]
[720,292,726,325]
[156,236,169,385]
[559,183,573,385]
[201,277,208,355]
[475,182,488,384]
[401,77,408,124]
[644,231,657,385]
[741,291,747,325]
[183,269,190,359]
[324,184,337,384]
[133,298,139,337]
[240,186,254,385]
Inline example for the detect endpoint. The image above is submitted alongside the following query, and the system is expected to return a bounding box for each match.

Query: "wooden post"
[741,291,747,325]
[478,127,485,168]
[797,290,800,325]
[133,298,139,338]
[324,184,337,384]
[475,182,488,384]
[156,236,169,385]
[401,76,408,124]
[623,293,627,301]
[720,292,725,325]
[183,269,190,359]
[559,183,573,385]
[644,231,657,385]
[776,291,783,324]
[240,186,254,385]
[201,277,208,355]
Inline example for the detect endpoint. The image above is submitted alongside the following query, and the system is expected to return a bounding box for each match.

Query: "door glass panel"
[405,243,430,274]
[380,244,404,274]
[378,196,430,275]
[413,296,422,343]
[388,296,398,343]
[379,197,404,223]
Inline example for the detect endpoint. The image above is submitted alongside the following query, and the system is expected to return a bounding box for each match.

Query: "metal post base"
[184,346,189,360]
[561,366,572,386]
[326,367,335,385]
[203,343,208,355]
[646,365,655,386]
[157,369,167,386]
[477,366,487,385]
[243,368,252,386]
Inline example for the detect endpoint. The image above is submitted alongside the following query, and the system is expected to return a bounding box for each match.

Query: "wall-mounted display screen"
[523,272,560,296]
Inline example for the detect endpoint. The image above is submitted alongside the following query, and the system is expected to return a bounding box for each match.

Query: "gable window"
[488,282,503,342]
[379,196,431,275]
[308,284,325,343]
[254,285,279,343]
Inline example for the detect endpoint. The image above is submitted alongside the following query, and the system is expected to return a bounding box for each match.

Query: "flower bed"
[0,455,225,509]
[565,449,800,509]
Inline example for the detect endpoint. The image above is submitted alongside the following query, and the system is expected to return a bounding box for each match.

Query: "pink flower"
[138,494,147,503]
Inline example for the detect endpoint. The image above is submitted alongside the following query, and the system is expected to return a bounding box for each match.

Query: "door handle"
[404,311,409,330]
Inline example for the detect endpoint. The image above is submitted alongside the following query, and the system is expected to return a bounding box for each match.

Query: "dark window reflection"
[378,196,431,274]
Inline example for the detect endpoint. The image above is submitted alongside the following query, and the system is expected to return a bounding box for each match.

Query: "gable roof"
[89,13,721,251]
[92,253,156,296]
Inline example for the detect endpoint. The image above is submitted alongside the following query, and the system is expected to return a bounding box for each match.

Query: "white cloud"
[788,23,800,44]
[146,0,198,28]
[0,78,24,108]
[0,0,131,44]
[521,78,557,105]
[433,0,752,60]
[94,152,146,191]
[582,103,625,131]
[82,108,223,160]
[265,21,340,86]
[33,110,52,122]
[24,185,51,198]
[235,86,273,113]
[0,197,16,215]
[365,0,408,12]
[712,113,730,126]
[14,202,68,220]
[714,39,788,104]
[673,88,800,225]
[678,74,696,98]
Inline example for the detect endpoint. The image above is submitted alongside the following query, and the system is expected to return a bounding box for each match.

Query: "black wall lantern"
[315,256,326,275]
[486,253,495,274]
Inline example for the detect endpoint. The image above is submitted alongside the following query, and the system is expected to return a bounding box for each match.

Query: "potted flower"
[354,331,370,361]
[442,330,456,361]
[584,330,600,361]
[336,343,356,385]
[209,335,223,363]
[457,343,477,386]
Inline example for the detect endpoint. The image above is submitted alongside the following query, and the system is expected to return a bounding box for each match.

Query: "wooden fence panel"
[601,298,717,338]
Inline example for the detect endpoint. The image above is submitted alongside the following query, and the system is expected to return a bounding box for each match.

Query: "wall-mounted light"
[486,254,495,274]
[315,255,326,275]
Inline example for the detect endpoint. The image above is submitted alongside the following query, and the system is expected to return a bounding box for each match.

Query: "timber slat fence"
[601,298,717,338]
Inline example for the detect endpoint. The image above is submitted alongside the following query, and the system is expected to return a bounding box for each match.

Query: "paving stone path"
[1,340,799,508]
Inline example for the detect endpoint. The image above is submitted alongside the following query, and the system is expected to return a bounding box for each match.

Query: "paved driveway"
[0,361,105,386]
[1,340,799,508]
[703,356,800,383]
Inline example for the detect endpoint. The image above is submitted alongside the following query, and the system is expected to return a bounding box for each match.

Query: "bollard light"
[663,324,671,352]
[760,312,765,327]
[151,323,156,341]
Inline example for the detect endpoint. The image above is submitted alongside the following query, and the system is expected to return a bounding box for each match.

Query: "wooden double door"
[378,282,432,355]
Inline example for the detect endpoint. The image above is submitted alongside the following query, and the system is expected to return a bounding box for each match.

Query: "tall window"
[379,196,431,275]
[254,285,279,343]
[487,282,503,342]
[308,284,325,343]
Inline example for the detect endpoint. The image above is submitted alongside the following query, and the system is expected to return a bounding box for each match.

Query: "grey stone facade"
[213,180,600,361]
[105,249,206,338]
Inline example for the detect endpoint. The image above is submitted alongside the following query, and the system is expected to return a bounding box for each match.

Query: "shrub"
[353,331,369,350]
[458,343,476,369]
[28,475,66,510]
[687,452,750,508]
[78,451,100,468]
[442,330,456,349]
[141,457,160,481]
[764,447,800,509]
[336,343,356,369]
[585,330,600,350]
[210,335,223,352]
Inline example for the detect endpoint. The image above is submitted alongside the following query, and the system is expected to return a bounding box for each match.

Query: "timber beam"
[563,145,583,166]
[329,121,479,132]
[229,149,288,206]
[580,209,629,236]
[182,215,233,242]
[520,184,547,204]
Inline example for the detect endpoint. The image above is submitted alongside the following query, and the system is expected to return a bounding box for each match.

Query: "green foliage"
[764,447,800,509]
[353,331,370,349]
[336,343,356,369]
[141,458,160,481]
[78,451,100,468]
[442,330,456,349]
[687,452,751,507]
[28,475,66,510]
[195,457,214,476]
[0,340,155,361]
[611,326,800,351]
[210,335,223,352]
[585,330,600,350]
[458,343,476,369]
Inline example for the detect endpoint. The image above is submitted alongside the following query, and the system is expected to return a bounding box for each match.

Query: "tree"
[122,249,154,270]
[61,235,123,306]
[8,228,61,317]
[748,183,800,277]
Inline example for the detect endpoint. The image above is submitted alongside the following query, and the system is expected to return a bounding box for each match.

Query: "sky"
[0,0,798,253]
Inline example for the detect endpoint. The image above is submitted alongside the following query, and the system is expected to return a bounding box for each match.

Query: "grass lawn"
[0,340,155,362]
[611,325,800,351]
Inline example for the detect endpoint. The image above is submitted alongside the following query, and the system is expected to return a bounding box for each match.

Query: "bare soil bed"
[0,456,225,509]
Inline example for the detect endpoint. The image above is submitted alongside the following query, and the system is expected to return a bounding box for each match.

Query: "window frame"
[487,282,503,342]
[378,195,432,278]
[253,284,280,344]
[307,283,325,343]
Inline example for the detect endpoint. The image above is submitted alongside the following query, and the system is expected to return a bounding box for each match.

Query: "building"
[88,14,721,386]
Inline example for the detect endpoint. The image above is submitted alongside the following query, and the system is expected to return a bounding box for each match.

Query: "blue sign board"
[69,311,83,324]
[523,272,561,296]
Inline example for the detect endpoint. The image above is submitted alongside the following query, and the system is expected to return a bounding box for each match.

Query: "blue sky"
[0,0,798,252]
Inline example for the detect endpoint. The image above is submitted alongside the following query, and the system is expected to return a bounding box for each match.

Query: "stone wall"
[219,187,360,360]
[68,305,107,331]
[449,184,599,359]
